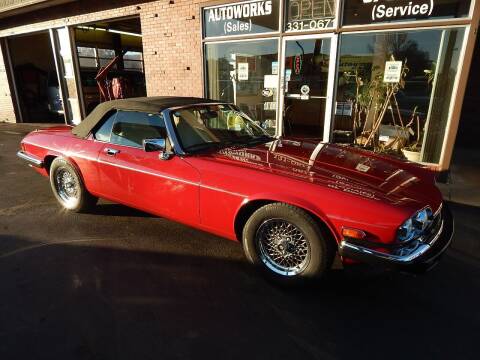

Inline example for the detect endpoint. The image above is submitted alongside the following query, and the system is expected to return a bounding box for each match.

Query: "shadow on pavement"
[90,202,155,218]
[0,234,478,360]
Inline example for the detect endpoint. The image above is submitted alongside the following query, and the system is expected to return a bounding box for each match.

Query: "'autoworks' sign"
[203,0,279,38]
[342,0,471,25]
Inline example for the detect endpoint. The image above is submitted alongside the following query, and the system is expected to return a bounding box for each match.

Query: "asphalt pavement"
[1,123,479,360]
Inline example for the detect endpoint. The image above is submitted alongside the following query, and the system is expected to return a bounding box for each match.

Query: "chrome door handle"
[105,148,120,156]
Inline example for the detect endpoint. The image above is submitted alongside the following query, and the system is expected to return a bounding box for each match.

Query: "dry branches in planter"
[343,55,427,160]
[362,56,409,150]
[401,107,423,162]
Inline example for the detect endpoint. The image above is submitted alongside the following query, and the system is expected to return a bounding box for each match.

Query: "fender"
[235,192,341,243]
[42,151,101,198]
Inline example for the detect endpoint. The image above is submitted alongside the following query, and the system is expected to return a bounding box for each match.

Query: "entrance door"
[4,32,65,123]
[280,35,337,142]
[50,27,83,125]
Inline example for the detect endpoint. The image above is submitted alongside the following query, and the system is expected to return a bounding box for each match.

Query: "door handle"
[105,148,120,156]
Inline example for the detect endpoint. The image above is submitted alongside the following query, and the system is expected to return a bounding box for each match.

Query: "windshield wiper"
[221,135,274,148]
[184,142,222,152]
[243,135,275,146]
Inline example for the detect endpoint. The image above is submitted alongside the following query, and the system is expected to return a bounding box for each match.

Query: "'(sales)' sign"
[342,0,471,26]
[203,0,279,38]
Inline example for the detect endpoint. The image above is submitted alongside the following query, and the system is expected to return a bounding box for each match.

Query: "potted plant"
[401,107,422,161]
[342,54,433,163]
[402,144,422,162]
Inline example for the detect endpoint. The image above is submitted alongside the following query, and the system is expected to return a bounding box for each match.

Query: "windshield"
[170,104,272,153]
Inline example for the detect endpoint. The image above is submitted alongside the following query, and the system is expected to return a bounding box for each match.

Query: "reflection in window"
[110,111,166,148]
[283,38,330,138]
[172,104,268,151]
[94,112,117,142]
[333,28,465,164]
[205,39,279,135]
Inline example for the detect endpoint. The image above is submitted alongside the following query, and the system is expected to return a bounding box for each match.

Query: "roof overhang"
[0,0,77,19]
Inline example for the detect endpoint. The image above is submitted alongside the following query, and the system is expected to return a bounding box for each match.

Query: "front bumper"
[17,151,44,168]
[339,204,454,273]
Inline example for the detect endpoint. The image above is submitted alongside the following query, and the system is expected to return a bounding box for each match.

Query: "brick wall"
[140,0,204,97]
[0,43,16,123]
[0,0,210,122]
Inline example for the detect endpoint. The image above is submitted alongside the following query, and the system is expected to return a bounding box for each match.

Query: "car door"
[95,110,201,225]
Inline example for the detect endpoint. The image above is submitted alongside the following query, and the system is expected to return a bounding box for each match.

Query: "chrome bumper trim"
[339,205,453,270]
[17,151,44,168]
[340,221,443,264]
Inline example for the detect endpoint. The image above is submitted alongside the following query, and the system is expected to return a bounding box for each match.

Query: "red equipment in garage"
[95,51,128,102]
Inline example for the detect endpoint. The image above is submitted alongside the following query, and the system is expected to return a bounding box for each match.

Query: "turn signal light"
[342,227,366,240]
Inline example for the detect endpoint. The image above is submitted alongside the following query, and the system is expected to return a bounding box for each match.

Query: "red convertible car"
[17,97,453,283]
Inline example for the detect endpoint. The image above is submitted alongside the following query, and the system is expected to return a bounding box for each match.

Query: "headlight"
[398,217,415,243]
[397,207,433,243]
[413,207,433,231]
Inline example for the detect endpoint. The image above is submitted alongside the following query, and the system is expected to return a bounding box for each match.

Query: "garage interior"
[74,17,146,115]
[8,32,65,123]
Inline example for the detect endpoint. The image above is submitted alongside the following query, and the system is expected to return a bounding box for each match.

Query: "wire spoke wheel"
[256,219,311,276]
[49,158,98,212]
[54,167,80,205]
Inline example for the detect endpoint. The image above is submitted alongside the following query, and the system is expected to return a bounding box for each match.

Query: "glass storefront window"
[205,39,279,134]
[285,0,336,32]
[283,37,331,138]
[333,27,465,163]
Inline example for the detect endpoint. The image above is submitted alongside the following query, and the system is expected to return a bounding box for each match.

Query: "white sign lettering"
[364,0,434,21]
[238,63,249,81]
[207,1,273,22]
[383,61,403,83]
[344,0,469,26]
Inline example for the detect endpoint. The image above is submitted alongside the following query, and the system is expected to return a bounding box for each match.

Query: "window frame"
[330,24,469,166]
[76,45,145,73]
[168,103,269,152]
[92,109,167,150]
[203,36,282,136]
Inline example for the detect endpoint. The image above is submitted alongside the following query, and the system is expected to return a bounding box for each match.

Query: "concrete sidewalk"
[437,148,480,208]
[437,147,480,265]
[0,122,62,134]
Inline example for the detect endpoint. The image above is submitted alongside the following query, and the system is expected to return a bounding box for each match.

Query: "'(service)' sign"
[342,0,471,26]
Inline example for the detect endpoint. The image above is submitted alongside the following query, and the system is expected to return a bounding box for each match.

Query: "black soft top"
[71,96,221,138]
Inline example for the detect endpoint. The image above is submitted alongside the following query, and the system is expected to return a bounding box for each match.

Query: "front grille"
[421,209,443,245]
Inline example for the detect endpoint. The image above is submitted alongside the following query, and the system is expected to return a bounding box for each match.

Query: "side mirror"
[143,138,173,160]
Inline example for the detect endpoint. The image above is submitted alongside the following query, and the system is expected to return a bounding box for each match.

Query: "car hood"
[207,138,441,209]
